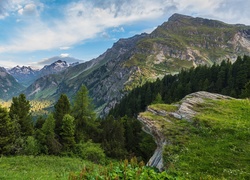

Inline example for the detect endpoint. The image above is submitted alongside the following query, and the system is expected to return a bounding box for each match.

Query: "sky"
[0,0,250,69]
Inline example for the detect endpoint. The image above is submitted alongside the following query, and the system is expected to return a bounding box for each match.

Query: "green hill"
[138,91,250,179]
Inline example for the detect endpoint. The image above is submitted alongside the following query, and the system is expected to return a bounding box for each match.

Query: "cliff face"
[138,91,234,171]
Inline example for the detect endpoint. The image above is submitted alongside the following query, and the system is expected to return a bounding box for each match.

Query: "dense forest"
[0,85,155,163]
[110,55,250,117]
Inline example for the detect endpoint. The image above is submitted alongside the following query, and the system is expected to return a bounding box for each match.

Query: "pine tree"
[0,105,15,155]
[54,94,71,137]
[72,85,96,143]
[60,114,76,152]
[34,116,46,130]
[241,81,250,98]
[9,94,33,136]
[41,114,61,155]
[152,93,164,104]
[101,115,126,159]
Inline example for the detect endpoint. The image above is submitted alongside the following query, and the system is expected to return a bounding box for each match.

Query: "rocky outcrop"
[177,91,234,121]
[138,91,234,171]
[137,114,166,171]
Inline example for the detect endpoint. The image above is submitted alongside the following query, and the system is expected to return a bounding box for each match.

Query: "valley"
[1,12,250,179]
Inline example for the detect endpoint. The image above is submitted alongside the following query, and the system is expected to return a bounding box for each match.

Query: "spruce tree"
[9,94,33,136]
[241,81,250,98]
[152,93,164,104]
[101,115,126,159]
[54,94,71,137]
[0,105,15,155]
[60,114,76,152]
[41,114,61,154]
[72,85,96,143]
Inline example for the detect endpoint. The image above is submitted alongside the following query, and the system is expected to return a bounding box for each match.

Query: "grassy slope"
[176,99,250,179]
[142,99,250,179]
[0,156,92,180]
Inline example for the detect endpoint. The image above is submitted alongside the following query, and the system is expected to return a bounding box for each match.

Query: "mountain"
[8,60,71,87]
[23,14,250,115]
[23,34,147,109]
[8,66,40,87]
[0,67,24,100]
[39,60,69,76]
[138,91,250,178]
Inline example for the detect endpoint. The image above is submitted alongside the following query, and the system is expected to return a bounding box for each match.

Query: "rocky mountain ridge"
[10,14,250,115]
[8,66,40,87]
[8,60,72,87]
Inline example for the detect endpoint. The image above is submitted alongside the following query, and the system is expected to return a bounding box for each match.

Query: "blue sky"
[0,0,250,68]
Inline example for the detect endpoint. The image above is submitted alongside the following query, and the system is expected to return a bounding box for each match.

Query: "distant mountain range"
[7,60,78,87]
[2,13,250,115]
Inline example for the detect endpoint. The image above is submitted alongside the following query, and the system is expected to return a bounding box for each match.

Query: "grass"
[141,98,250,179]
[0,156,173,180]
[163,99,250,179]
[0,156,93,180]
[149,103,178,112]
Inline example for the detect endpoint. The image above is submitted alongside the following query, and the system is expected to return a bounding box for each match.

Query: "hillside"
[0,67,24,100]
[138,91,250,179]
[23,14,250,115]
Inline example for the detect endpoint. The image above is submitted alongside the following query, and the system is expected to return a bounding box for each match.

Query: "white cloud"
[0,60,21,68]
[0,0,170,53]
[101,32,110,39]
[0,0,39,18]
[31,56,83,68]
[172,0,250,25]
[60,46,71,50]
[18,3,39,16]
[0,0,250,55]
[60,53,70,58]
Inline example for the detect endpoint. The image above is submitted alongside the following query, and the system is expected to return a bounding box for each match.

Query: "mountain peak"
[168,13,193,22]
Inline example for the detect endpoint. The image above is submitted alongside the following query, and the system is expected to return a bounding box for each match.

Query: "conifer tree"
[9,94,33,136]
[60,114,75,152]
[41,114,61,154]
[0,105,15,155]
[101,115,126,159]
[72,85,96,143]
[152,93,164,104]
[241,81,250,98]
[54,94,71,137]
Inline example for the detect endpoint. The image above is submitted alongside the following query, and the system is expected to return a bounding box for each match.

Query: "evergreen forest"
[110,55,250,117]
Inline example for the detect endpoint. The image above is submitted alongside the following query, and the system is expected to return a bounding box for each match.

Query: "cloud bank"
[0,0,249,54]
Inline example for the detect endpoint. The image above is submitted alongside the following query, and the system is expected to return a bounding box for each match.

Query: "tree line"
[0,86,155,162]
[109,55,250,117]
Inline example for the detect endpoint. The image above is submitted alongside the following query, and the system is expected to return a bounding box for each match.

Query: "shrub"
[24,136,40,155]
[74,141,105,164]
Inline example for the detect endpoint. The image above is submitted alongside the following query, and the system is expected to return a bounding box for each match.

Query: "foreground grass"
[0,156,172,180]
[0,156,92,180]
[164,99,250,179]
